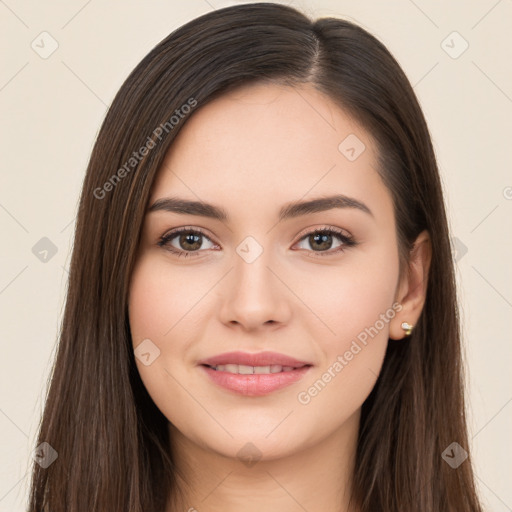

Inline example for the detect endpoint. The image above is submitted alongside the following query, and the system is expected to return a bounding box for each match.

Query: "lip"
[197,351,313,397]
[199,364,312,397]
[198,351,312,368]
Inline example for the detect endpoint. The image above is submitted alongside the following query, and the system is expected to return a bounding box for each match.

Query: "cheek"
[300,247,399,349]
[334,270,398,349]
[295,248,399,414]
[128,258,199,423]
[128,256,205,345]
[127,258,188,370]
[127,254,223,369]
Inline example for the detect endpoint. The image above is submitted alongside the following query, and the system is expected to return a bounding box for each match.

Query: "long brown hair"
[27,3,484,511]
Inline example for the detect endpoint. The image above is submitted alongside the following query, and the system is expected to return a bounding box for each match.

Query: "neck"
[166,410,361,512]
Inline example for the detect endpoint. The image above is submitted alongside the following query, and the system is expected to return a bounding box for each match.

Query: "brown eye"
[308,232,335,251]
[158,228,216,257]
[294,227,356,257]
[177,232,202,251]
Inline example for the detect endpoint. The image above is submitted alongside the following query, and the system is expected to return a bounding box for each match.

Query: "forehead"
[149,82,391,223]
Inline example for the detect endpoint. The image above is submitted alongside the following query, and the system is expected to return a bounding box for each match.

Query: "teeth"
[211,364,297,374]
[237,364,253,374]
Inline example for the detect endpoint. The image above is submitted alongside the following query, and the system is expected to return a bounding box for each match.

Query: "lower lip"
[199,365,312,396]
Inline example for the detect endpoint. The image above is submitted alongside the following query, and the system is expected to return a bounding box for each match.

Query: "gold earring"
[401,322,413,336]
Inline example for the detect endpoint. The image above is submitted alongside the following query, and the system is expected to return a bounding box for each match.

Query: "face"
[128,82,402,462]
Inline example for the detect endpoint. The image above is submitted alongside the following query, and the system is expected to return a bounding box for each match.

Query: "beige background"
[1,1,511,510]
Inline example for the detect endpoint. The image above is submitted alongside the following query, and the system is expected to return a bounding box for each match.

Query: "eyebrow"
[147,194,373,221]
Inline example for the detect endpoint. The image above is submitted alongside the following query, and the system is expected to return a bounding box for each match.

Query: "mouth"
[197,350,312,369]
[198,352,313,396]
[201,363,311,374]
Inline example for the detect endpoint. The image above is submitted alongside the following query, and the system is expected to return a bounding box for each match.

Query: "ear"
[389,230,432,340]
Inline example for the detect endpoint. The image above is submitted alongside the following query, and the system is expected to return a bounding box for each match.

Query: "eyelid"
[293,224,353,242]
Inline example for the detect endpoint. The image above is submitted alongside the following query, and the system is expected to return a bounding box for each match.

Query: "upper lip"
[198,351,312,368]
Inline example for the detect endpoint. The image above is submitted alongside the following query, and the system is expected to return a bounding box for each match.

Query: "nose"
[219,247,292,332]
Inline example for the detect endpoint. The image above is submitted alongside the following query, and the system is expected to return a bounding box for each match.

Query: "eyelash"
[157,225,357,259]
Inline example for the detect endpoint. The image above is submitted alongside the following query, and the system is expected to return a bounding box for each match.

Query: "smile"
[199,363,312,396]
[206,364,300,374]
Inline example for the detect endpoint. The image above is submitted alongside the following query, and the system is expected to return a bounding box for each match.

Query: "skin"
[128,82,431,512]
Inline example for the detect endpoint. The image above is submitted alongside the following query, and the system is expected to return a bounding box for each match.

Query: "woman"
[27,3,484,511]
